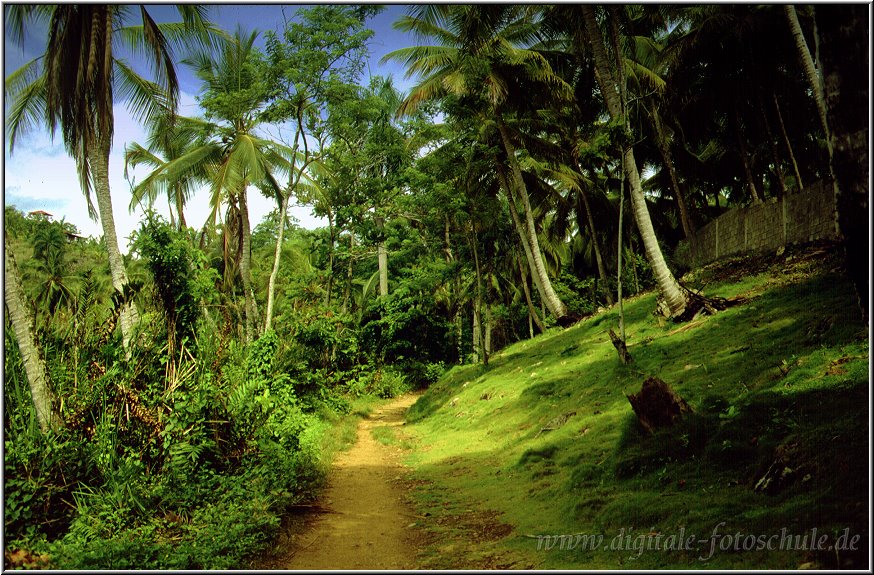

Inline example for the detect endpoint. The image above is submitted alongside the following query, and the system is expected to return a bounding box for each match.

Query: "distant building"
[28,210,54,220]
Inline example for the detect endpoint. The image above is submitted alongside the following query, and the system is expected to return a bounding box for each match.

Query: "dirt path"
[260,393,422,570]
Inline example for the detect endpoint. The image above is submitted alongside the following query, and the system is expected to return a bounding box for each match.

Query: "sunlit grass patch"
[401,246,868,569]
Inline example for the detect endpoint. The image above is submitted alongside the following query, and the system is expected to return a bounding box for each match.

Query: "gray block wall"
[675,181,838,267]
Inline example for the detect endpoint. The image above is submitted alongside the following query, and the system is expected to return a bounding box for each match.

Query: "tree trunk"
[4,236,62,432]
[375,216,388,297]
[624,151,687,315]
[89,137,139,351]
[649,107,695,241]
[785,5,831,141]
[817,5,869,322]
[575,174,614,305]
[469,227,487,365]
[238,186,259,343]
[759,95,788,199]
[617,174,627,341]
[499,165,547,304]
[516,253,546,333]
[493,140,568,321]
[733,109,762,204]
[174,184,187,231]
[342,232,354,315]
[455,309,464,364]
[264,192,288,332]
[772,94,804,190]
[484,304,492,358]
[472,305,481,364]
[325,210,335,307]
[581,5,688,318]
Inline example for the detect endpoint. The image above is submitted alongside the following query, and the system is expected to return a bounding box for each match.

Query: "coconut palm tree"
[124,113,210,231]
[5,5,216,351]
[148,28,289,342]
[384,5,574,324]
[784,6,830,141]
[4,235,62,433]
[577,5,690,318]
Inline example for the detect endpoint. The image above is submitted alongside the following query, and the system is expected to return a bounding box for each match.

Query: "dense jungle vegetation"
[3,5,868,569]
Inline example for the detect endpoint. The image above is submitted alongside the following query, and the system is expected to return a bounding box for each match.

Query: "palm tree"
[384,5,574,323]
[27,222,76,320]
[578,5,690,317]
[155,28,288,342]
[125,113,209,231]
[4,235,62,432]
[5,5,216,351]
[817,5,869,322]
[784,6,830,141]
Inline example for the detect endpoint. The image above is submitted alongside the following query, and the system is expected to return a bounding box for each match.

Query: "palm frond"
[5,61,48,153]
[113,58,172,127]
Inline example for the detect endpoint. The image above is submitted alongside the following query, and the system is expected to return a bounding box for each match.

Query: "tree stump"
[626,376,692,433]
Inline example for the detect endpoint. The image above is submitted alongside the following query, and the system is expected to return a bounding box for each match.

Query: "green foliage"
[359,289,453,371]
[552,272,601,317]
[131,213,215,352]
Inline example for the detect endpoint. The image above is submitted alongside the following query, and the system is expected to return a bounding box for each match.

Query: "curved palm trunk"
[174,184,187,231]
[499,165,546,300]
[5,236,62,432]
[238,186,259,342]
[785,5,830,141]
[264,192,288,332]
[495,118,568,320]
[581,4,688,318]
[89,139,140,350]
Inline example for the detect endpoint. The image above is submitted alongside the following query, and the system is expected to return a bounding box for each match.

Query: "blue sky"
[2,5,418,251]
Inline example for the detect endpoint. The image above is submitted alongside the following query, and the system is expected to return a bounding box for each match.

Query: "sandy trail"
[262,393,422,570]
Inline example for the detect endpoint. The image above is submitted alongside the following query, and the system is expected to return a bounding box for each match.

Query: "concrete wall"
[674,180,838,267]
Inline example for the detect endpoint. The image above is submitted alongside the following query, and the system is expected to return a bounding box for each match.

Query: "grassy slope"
[398,244,869,570]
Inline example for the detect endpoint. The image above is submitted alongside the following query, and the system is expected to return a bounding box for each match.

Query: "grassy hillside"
[394,243,868,570]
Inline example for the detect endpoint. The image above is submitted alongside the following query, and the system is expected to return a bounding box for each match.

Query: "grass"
[401,243,869,570]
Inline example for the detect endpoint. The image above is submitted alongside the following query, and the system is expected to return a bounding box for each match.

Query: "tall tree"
[125,113,209,231]
[579,5,689,317]
[5,5,216,351]
[385,5,573,323]
[259,5,375,330]
[180,27,287,342]
[4,235,62,433]
[784,5,830,141]
[816,5,869,322]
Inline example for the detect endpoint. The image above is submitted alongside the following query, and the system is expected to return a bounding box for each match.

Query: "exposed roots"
[658,284,748,323]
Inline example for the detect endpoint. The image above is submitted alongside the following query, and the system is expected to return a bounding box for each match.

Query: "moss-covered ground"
[387,243,869,570]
